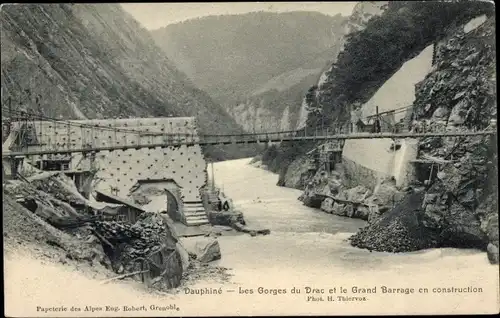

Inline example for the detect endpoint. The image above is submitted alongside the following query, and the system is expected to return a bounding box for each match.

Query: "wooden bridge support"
[2,156,23,180]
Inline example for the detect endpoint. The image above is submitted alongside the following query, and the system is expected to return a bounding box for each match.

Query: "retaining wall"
[342,138,418,189]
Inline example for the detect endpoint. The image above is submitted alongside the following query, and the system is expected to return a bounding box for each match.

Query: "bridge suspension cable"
[2,107,144,135]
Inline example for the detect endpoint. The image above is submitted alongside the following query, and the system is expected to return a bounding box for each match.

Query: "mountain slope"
[0,4,247,142]
[151,11,347,132]
[350,15,497,257]
[152,11,346,102]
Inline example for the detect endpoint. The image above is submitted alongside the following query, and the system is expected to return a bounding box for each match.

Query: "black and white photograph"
[2,1,499,316]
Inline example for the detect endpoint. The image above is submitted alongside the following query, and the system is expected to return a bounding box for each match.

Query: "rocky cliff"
[151,11,347,133]
[350,16,497,262]
[0,4,259,160]
[226,72,319,132]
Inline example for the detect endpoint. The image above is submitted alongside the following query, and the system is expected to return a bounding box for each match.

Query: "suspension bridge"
[2,107,496,226]
[1,108,496,158]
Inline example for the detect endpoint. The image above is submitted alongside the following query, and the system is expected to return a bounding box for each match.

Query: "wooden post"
[7,96,12,136]
[211,161,215,192]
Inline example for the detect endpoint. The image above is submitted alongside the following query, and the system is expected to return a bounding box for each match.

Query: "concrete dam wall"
[342,44,434,189]
[342,138,418,189]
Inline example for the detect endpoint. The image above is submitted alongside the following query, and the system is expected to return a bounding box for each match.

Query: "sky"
[121,2,358,30]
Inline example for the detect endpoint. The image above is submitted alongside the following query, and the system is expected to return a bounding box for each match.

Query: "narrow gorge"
[259,1,497,262]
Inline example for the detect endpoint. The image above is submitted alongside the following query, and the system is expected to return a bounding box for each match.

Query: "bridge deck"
[2,130,496,158]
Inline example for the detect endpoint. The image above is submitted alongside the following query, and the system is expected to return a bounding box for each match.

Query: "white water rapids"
[5,158,499,316]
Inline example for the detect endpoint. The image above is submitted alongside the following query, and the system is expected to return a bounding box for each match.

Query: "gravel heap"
[349,191,438,252]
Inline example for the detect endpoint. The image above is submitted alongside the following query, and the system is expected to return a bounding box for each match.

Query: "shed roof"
[94,190,145,212]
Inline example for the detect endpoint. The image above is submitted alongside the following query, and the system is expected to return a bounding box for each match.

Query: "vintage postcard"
[2,1,499,316]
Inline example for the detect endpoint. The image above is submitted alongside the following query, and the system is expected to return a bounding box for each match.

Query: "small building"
[355,119,367,133]
[366,110,396,132]
[94,190,145,223]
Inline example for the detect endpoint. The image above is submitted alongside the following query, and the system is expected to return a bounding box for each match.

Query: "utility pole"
[348,103,352,133]
[36,94,42,145]
[321,114,324,136]
[6,96,12,136]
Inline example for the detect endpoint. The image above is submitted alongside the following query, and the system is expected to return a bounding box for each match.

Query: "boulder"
[485,214,499,244]
[367,178,403,206]
[486,243,499,264]
[344,204,355,218]
[208,210,245,226]
[354,205,370,220]
[331,202,346,216]
[181,237,221,263]
[320,197,334,213]
[302,194,324,209]
[448,98,469,125]
[431,106,450,121]
[345,185,371,202]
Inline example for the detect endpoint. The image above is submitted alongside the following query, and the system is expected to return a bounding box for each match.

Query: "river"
[201,158,499,315]
[4,158,499,316]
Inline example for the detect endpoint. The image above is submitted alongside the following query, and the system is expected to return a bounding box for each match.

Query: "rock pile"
[4,169,195,287]
[29,172,89,207]
[350,191,437,252]
[92,212,183,288]
[3,194,110,268]
[304,171,404,222]
[4,178,92,227]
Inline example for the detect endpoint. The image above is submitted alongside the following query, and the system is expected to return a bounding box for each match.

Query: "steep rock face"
[1,4,257,160]
[349,16,497,258]
[413,16,495,129]
[227,72,319,132]
[152,11,347,132]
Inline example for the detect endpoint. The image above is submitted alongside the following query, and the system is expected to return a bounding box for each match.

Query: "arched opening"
[164,189,180,222]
